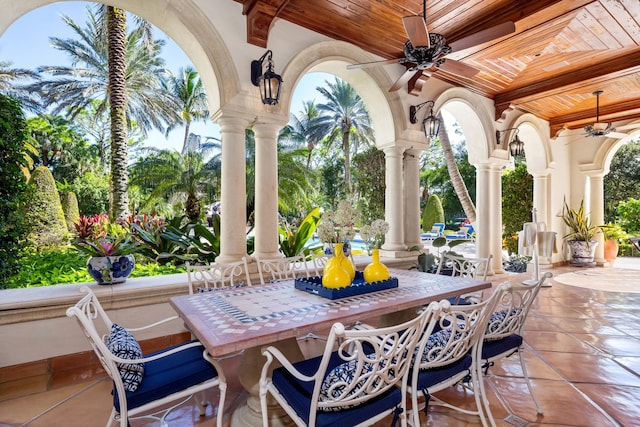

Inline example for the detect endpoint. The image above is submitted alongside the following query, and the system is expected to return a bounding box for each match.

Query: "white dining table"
[170,268,491,426]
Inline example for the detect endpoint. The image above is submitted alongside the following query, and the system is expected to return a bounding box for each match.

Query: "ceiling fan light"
[593,122,609,131]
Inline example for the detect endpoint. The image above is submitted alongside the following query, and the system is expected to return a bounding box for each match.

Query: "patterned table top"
[170,268,490,357]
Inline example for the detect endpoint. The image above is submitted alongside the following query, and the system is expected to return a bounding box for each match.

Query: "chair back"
[484,272,552,340]
[311,301,443,415]
[436,253,493,281]
[186,257,252,294]
[311,253,330,276]
[256,255,311,284]
[66,287,124,394]
[414,283,510,371]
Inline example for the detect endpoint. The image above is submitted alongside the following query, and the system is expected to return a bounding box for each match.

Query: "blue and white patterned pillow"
[318,356,377,412]
[418,329,453,363]
[106,323,144,392]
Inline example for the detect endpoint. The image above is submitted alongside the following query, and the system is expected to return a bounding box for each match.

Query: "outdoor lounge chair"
[445,224,475,242]
[421,223,445,241]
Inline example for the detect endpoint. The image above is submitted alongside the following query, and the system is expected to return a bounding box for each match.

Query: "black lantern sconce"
[409,100,440,139]
[250,50,283,105]
[496,128,525,157]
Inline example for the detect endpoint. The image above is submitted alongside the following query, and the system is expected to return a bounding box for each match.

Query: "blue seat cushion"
[481,334,523,360]
[271,352,402,426]
[415,354,472,390]
[113,341,218,412]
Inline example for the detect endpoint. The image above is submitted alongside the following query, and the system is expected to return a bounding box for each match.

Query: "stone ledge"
[0,254,418,325]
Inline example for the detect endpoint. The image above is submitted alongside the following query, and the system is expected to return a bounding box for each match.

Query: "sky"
[0,1,331,152]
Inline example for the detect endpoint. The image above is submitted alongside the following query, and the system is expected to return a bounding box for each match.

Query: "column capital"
[382,145,405,157]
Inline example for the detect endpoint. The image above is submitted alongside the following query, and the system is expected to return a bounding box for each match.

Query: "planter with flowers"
[360,219,390,283]
[73,215,138,285]
[316,200,359,288]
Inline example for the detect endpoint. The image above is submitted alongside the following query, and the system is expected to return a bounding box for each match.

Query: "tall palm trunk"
[437,112,476,223]
[107,6,130,220]
[181,122,191,155]
[342,129,352,195]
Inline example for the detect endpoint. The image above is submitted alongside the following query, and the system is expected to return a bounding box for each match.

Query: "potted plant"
[559,199,603,266]
[603,222,626,264]
[73,214,138,284]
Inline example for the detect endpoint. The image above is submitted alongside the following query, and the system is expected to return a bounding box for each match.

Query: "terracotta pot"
[603,239,619,264]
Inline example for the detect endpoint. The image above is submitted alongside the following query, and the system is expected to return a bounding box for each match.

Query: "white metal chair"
[255,254,311,284]
[66,287,227,427]
[407,282,511,427]
[311,252,331,276]
[259,301,444,427]
[186,257,252,294]
[436,253,493,304]
[476,272,553,426]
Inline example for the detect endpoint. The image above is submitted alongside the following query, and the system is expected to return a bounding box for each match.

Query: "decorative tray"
[294,271,398,300]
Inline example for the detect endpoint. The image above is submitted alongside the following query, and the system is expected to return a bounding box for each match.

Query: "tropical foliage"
[559,199,603,244]
[309,77,374,195]
[0,94,32,283]
[278,207,322,257]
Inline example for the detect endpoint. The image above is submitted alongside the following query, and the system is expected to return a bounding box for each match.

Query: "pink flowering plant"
[72,214,138,257]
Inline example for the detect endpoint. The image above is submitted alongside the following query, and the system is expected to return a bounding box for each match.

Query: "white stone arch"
[434,87,496,163]
[592,126,640,175]
[280,40,404,148]
[0,0,240,111]
[510,113,552,174]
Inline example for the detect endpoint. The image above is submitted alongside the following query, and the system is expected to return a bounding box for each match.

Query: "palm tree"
[129,150,217,221]
[437,111,476,223]
[163,66,209,155]
[309,78,374,195]
[279,100,320,168]
[0,60,41,113]
[29,5,180,219]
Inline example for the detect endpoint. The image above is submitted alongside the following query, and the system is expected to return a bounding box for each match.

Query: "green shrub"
[422,194,445,232]
[26,166,70,248]
[5,246,185,289]
[0,94,32,282]
[61,191,80,233]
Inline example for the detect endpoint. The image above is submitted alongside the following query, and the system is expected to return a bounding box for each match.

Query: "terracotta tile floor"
[2,261,640,427]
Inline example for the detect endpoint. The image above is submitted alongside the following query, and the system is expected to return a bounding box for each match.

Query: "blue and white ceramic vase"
[87,255,135,285]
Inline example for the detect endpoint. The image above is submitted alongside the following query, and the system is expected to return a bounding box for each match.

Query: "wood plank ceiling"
[234,0,640,138]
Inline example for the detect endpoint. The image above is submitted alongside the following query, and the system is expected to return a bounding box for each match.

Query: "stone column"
[488,163,504,274]
[475,163,495,273]
[381,146,407,252]
[215,116,250,264]
[589,173,606,265]
[403,148,423,250]
[252,121,283,260]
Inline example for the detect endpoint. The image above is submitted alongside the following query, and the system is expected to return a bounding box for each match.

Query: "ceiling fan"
[584,91,640,138]
[346,0,515,92]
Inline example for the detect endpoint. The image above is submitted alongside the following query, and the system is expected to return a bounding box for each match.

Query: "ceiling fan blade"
[438,59,479,78]
[389,69,422,92]
[402,15,430,48]
[614,123,640,131]
[448,21,515,52]
[347,58,402,70]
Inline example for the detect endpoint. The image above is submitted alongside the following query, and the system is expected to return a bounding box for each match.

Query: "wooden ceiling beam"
[239,0,291,47]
